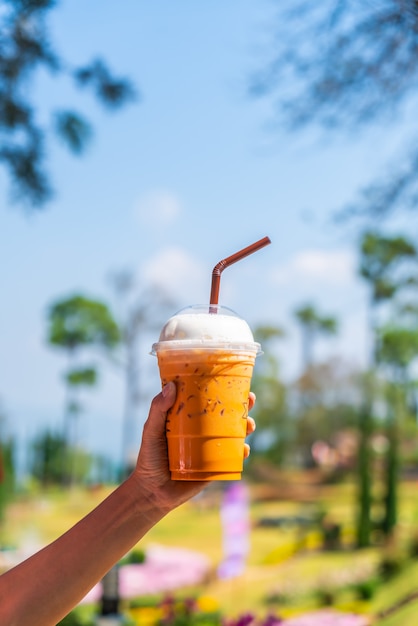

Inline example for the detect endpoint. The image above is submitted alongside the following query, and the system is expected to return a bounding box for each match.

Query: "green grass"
[4,477,418,624]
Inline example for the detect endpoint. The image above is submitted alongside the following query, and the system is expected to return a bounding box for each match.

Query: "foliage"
[108,275,175,476]
[65,367,98,387]
[293,304,338,371]
[251,315,362,471]
[30,428,93,486]
[30,429,65,485]
[121,548,146,565]
[249,1,418,218]
[381,405,399,537]
[355,229,418,545]
[45,293,120,484]
[356,405,373,549]
[0,0,136,208]
[359,232,417,308]
[249,373,287,465]
[47,294,120,352]
[250,1,418,129]
[57,609,94,626]
[156,596,283,626]
[292,358,361,469]
[250,324,287,464]
[352,577,380,602]
[378,551,406,582]
[377,326,418,377]
[0,439,16,527]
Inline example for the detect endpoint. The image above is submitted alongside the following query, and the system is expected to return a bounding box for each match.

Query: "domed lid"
[151,304,261,354]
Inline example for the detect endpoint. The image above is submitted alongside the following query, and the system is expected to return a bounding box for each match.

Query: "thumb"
[146,381,176,432]
[161,381,176,407]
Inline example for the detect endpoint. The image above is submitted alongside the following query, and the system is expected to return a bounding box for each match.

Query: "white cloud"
[271,248,356,287]
[134,190,181,225]
[140,247,207,305]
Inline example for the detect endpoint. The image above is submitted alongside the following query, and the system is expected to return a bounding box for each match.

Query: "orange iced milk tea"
[152,305,261,480]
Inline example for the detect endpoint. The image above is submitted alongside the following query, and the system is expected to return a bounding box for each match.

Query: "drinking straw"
[210,236,271,309]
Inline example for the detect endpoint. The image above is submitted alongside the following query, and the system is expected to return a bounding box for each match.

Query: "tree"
[359,231,417,364]
[30,428,93,487]
[0,0,136,208]
[108,271,174,476]
[31,429,66,486]
[377,324,418,536]
[377,326,418,384]
[356,403,374,549]
[249,1,418,219]
[292,357,361,469]
[0,401,15,535]
[356,231,418,543]
[249,324,288,465]
[293,304,337,372]
[46,294,120,483]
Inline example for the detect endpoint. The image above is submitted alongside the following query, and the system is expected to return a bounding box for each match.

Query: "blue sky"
[0,1,405,469]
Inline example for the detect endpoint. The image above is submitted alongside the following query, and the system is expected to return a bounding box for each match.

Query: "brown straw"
[210,236,271,309]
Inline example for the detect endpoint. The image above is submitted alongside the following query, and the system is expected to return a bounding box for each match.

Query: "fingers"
[144,383,253,445]
[244,391,256,459]
[144,382,176,435]
[244,443,250,459]
[247,392,256,436]
[248,392,256,412]
[246,416,256,436]
[161,381,176,406]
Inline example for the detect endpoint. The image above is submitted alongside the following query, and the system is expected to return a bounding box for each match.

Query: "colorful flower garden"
[7,476,403,626]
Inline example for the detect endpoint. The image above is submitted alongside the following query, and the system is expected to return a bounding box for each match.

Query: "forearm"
[0,382,212,625]
[0,475,168,626]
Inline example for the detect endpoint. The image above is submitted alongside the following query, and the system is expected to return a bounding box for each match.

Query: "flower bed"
[282,610,370,626]
[81,544,211,604]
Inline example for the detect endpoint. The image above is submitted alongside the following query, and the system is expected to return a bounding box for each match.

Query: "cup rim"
[150,340,262,356]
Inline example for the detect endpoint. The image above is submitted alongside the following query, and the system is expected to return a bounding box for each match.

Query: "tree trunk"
[356,404,373,548]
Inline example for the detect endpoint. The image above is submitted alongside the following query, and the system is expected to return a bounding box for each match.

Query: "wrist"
[125,472,172,524]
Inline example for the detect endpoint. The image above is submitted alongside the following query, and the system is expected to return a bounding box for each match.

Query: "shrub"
[57,610,94,626]
[352,577,380,600]
[378,553,405,581]
[121,548,146,565]
[315,588,335,606]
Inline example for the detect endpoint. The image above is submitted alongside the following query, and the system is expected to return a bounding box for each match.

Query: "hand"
[134,382,256,512]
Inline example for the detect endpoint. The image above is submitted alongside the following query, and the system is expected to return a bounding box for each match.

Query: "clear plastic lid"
[151,304,261,355]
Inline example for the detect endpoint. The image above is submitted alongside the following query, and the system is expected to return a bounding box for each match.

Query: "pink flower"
[80,544,211,603]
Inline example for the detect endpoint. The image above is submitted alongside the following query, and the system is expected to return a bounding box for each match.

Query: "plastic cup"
[151,305,261,481]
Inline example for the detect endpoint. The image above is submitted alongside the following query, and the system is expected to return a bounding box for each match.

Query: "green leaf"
[65,367,98,387]
[54,111,93,155]
[47,294,120,351]
[73,58,137,110]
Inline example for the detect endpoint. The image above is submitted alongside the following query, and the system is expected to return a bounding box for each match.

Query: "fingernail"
[162,381,174,397]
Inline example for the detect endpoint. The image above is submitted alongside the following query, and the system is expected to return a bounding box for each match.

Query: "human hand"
[134,382,256,513]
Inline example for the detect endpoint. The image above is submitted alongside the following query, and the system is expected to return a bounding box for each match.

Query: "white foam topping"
[151,305,262,354]
[159,312,255,344]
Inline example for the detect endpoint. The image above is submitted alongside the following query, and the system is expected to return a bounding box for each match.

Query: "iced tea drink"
[152,305,260,480]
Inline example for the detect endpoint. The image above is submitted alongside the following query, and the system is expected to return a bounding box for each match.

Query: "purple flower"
[224,613,256,626]
[183,597,198,615]
[261,614,284,626]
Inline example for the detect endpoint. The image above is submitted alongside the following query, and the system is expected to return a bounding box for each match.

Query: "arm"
[0,382,255,626]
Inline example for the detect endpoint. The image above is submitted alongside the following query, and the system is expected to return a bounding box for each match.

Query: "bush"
[121,548,146,565]
[315,588,335,606]
[408,533,418,558]
[57,610,94,626]
[352,577,380,601]
[378,552,405,581]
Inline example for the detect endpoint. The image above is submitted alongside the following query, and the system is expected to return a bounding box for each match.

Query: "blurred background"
[1,1,418,624]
